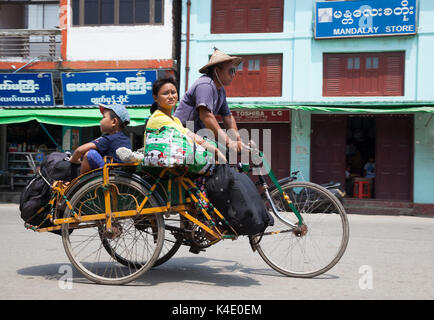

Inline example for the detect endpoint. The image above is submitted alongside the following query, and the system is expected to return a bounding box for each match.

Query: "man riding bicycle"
[174,48,244,154]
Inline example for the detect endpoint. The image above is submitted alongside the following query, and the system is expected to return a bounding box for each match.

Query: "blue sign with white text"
[315,0,417,39]
[0,73,55,107]
[61,70,157,106]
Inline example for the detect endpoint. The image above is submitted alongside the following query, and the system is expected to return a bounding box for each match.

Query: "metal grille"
[0,29,61,60]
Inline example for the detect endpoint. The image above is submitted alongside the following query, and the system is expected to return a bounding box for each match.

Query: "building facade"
[0,0,181,191]
[180,0,433,213]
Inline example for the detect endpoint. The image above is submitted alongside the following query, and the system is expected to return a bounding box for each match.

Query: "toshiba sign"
[216,110,290,123]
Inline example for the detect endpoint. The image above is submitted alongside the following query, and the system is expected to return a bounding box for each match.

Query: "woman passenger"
[146,77,226,164]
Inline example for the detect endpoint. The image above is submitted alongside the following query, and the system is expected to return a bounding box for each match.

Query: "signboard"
[216,109,290,123]
[0,73,55,107]
[61,70,157,106]
[315,0,417,39]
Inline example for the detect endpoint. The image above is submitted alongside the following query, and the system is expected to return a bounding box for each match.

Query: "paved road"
[1,203,433,300]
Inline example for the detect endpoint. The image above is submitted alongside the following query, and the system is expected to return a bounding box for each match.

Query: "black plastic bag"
[205,164,273,235]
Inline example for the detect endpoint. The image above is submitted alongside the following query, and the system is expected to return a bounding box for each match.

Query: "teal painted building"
[179,0,433,212]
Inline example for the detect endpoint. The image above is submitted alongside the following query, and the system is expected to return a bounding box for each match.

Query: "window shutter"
[323,52,404,96]
[324,55,345,96]
[226,54,282,97]
[363,55,381,95]
[264,55,282,96]
[246,0,264,33]
[248,7,264,33]
[232,8,247,33]
[267,0,284,32]
[384,54,404,96]
[211,0,230,34]
[211,0,283,34]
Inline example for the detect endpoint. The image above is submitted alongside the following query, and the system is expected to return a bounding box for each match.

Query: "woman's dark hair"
[151,76,178,114]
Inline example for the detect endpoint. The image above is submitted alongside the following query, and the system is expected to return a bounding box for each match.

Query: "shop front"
[0,69,157,192]
[219,108,292,180]
[1,121,62,190]
[311,113,413,201]
[0,107,152,191]
[289,104,434,215]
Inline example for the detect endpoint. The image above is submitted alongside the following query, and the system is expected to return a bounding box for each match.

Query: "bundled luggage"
[143,126,215,174]
[19,152,78,232]
[143,124,275,235]
[205,164,274,235]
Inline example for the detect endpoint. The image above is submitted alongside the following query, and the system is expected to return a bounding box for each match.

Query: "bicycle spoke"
[255,181,349,278]
[62,175,164,285]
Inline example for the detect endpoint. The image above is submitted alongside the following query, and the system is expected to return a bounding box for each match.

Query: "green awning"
[1,103,433,128]
[228,104,434,114]
[0,107,151,127]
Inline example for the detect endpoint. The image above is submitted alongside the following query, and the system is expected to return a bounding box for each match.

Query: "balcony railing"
[0,29,61,61]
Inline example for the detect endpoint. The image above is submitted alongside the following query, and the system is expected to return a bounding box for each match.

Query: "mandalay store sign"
[315,0,417,39]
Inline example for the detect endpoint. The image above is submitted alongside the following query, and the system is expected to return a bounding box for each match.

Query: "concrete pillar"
[290,110,311,181]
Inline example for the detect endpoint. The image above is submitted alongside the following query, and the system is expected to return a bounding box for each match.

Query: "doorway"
[375,115,413,201]
[311,114,413,201]
[345,116,376,197]
[237,123,291,180]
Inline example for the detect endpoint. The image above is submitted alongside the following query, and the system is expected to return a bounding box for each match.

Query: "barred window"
[72,0,163,26]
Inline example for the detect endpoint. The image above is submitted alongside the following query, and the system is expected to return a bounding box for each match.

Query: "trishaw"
[24,146,349,285]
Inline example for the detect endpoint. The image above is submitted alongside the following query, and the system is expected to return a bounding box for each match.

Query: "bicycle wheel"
[153,214,186,267]
[61,175,164,285]
[254,181,349,278]
[102,215,184,269]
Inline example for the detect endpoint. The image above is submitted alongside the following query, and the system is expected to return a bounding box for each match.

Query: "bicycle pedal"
[189,246,206,254]
[182,239,192,246]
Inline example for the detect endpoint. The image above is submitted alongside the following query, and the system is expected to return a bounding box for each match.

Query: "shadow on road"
[17,263,85,281]
[136,256,266,287]
[16,255,339,287]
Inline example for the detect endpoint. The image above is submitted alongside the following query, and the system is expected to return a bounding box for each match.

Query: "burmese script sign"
[0,73,55,107]
[61,70,157,106]
[315,0,417,39]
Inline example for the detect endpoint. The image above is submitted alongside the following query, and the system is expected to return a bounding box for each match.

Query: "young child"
[70,103,132,174]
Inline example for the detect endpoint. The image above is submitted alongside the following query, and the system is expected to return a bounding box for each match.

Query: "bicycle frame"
[23,149,349,284]
[27,149,305,240]
[29,162,238,241]
[246,148,304,229]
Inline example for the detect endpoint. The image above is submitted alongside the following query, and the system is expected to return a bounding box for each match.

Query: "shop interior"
[345,116,376,198]
[6,121,62,153]
[1,121,146,190]
[2,121,62,189]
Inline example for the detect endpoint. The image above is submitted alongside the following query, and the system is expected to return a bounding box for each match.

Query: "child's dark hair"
[108,110,127,130]
[151,77,178,114]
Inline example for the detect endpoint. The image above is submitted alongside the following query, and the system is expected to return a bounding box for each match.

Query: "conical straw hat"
[199,48,243,74]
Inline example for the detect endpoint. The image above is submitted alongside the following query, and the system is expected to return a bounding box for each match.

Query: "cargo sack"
[52,159,80,181]
[19,176,51,226]
[205,164,274,235]
[203,164,234,218]
[19,152,76,234]
[143,126,215,174]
